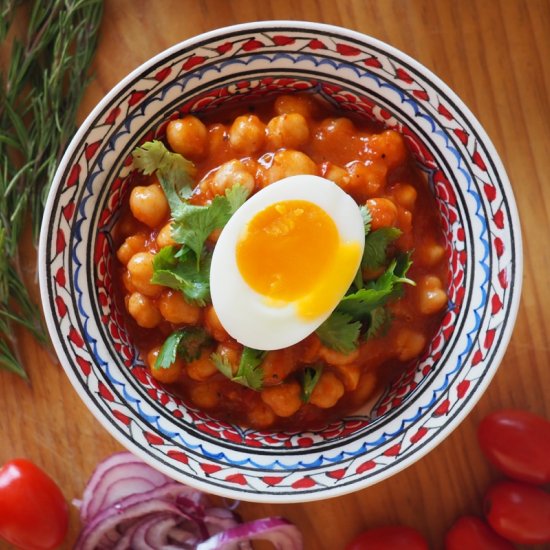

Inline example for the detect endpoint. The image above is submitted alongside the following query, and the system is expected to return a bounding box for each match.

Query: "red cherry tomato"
[0,459,68,550]
[484,481,550,545]
[477,409,550,484]
[444,515,514,550]
[345,525,429,550]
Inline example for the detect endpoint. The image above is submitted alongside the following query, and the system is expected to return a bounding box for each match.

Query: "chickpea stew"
[114,94,449,431]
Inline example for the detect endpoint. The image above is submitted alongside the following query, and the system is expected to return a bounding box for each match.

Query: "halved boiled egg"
[210,175,365,350]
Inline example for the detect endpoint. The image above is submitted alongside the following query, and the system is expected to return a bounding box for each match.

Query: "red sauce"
[113,94,449,431]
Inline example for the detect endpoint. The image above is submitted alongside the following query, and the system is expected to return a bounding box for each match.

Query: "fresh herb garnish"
[315,311,361,354]
[171,184,250,262]
[155,332,185,370]
[359,205,372,235]
[338,252,415,321]
[365,306,392,341]
[155,327,212,369]
[212,346,267,391]
[362,227,402,269]
[318,252,414,352]
[0,1,103,377]
[151,246,211,306]
[132,140,195,210]
[301,365,324,403]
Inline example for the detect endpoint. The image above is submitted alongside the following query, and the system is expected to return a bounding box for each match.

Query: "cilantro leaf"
[338,253,415,321]
[171,185,250,260]
[151,246,211,306]
[132,140,195,210]
[365,307,392,340]
[212,353,234,379]
[155,328,212,370]
[155,331,185,370]
[315,311,361,353]
[177,327,212,362]
[360,205,372,235]
[301,364,324,403]
[212,346,266,391]
[362,227,402,269]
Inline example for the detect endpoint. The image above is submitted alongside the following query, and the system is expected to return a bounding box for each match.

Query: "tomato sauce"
[113,94,448,431]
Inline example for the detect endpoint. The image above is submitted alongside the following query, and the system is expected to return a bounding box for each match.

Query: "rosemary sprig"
[0,0,103,377]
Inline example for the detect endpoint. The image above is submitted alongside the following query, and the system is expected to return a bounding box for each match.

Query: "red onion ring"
[75,453,302,549]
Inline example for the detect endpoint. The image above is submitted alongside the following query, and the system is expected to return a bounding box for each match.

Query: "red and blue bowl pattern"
[39,22,522,502]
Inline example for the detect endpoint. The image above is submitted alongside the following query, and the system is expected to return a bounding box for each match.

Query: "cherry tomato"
[444,515,514,550]
[484,481,550,545]
[0,459,68,550]
[345,525,429,550]
[478,409,550,484]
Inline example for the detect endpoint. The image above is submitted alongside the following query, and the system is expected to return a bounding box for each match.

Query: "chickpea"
[129,183,170,228]
[417,275,448,315]
[318,345,359,366]
[274,94,317,118]
[396,206,414,250]
[247,402,276,429]
[126,292,162,328]
[299,333,322,363]
[335,364,361,391]
[122,270,137,293]
[166,115,208,159]
[204,306,230,342]
[127,251,162,297]
[346,161,388,200]
[365,129,407,170]
[186,349,217,381]
[156,222,176,248]
[365,198,399,230]
[146,346,184,383]
[322,162,350,189]
[317,117,356,136]
[262,348,297,386]
[229,114,265,154]
[395,328,427,361]
[157,289,201,325]
[116,233,147,265]
[190,381,221,409]
[207,123,231,159]
[261,150,317,186]
[261,381,302,417]
[392,183,417,210]
[211,160,255,196]
[352,371,378,405]
[417,241,446,267]
[309,371,345,408]
[266,113,309,150]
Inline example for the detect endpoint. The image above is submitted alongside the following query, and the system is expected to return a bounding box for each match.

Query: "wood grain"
[1,1,549,548]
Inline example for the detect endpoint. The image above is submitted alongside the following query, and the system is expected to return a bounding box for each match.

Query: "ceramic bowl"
[38,21,522,503]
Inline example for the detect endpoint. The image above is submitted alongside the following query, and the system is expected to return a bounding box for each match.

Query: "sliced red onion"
[76,453,302,550]
[79,451,170,523]
[132,515,179,549]
[196,517,303,550]
[76,485,196,550]
[203,507,241,535]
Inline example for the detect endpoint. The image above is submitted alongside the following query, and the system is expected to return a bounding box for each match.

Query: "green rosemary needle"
[0,0,103,377]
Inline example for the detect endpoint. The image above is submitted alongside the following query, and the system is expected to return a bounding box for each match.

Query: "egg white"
[210,175,365,350]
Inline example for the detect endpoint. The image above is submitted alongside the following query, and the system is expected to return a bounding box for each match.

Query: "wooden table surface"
[1,1,549,548]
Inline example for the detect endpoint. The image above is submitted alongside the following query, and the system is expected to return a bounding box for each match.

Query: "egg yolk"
[236,200,361,319]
